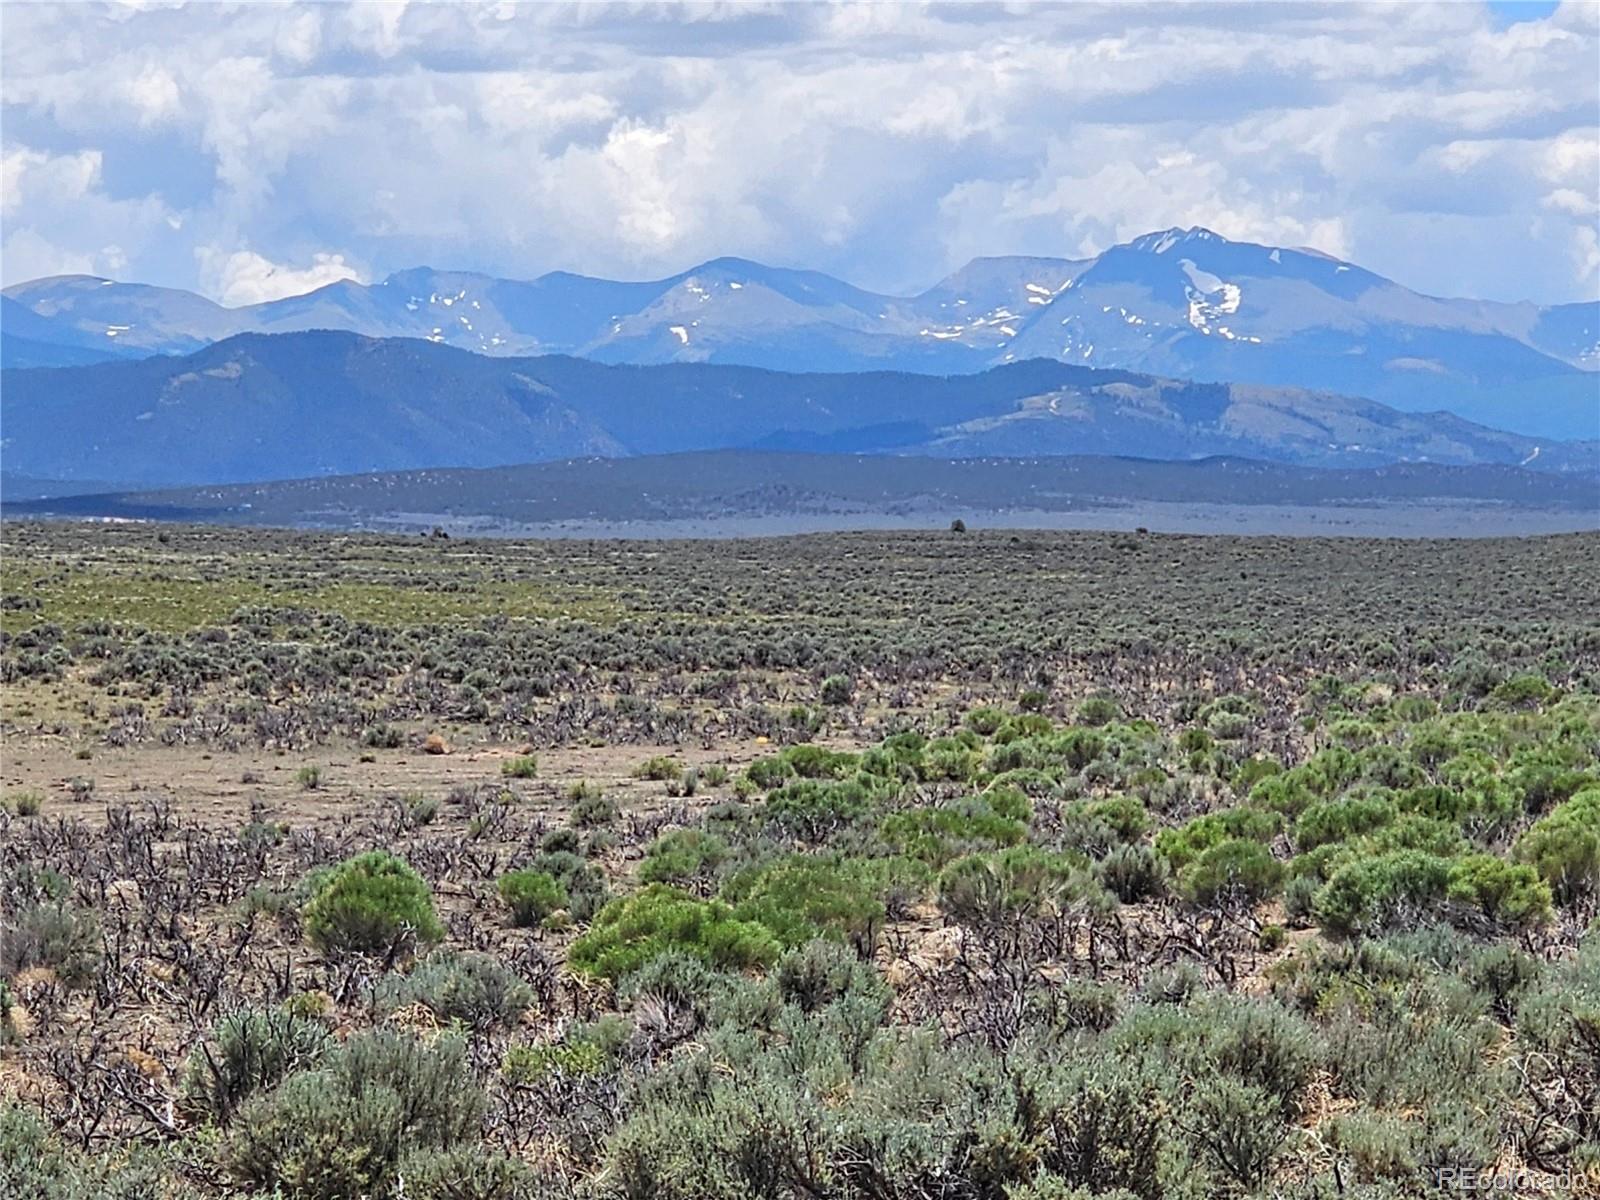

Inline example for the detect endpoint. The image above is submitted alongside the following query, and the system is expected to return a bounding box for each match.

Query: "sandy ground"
[0,730,775,831]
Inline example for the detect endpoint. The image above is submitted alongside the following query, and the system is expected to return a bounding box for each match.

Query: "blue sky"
[2,1,1596,305]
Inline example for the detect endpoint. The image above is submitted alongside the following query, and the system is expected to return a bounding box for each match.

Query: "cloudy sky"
[2,1,1596,306]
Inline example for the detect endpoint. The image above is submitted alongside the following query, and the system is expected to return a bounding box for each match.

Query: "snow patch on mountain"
[1180,259,1242,335]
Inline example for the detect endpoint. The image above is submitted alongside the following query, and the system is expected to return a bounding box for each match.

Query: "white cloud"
[2,146,101,214]
[0,1,1595,302]
[197,248,366,305]
[126,64,182,127]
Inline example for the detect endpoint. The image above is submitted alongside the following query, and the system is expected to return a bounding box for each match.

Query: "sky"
[1,1,1597,307]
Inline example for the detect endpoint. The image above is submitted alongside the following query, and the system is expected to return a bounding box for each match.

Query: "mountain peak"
[1127,227,1226,255]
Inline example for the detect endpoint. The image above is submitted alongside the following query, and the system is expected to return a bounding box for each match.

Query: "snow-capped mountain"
[5,229,1596,439]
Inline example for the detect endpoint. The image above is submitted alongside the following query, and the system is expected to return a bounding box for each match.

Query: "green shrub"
[766,778,875,840]
[639,829,731,886]
[773,938,890,1015]
[527,850,609,921]
[500,754,538,779]
[1080,795,1151,842]
[0,900,100,986]
[567,885,781,980]
[375,950,534,1029]
[634,756,682,781]
[503,1038,609,1083]
[938,846,1106,928]
[966,706,1007,735]
[920,735,982,782]
[1190,1077,1289,1188]
[223,1030,482,1200]
[361,724,404,749]
[1514,942,1600,1147]
[783,744,860,780]
[396,1146,543,1200]
[402,792,439,826]
[1077,695,1121,726]
[1444,855,1551,929]
[1156,807,1280,871]
[181,1009,332,1124]
[820,675,853,706]
[745,754,796,790]
[497,869,568,927]
[540,827,582,855]
[1490,673,1555,709]
[9,791,43,818]
[301,851,443,955]
[1313,851,1452,937]
[1515,788,1600,904]
[1096,843,1170,902]
[1249,773,1318,818]
[569,793,619,828]
[1232,757,1283,795]
[295,765,323,791]
[1294,793,1398,852]
[882,796,1028,866]
[1178,838,1284,909]
[724,855,888,949]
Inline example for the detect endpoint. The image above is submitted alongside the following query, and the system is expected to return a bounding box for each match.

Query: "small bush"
[528,850,609,921]
[362,724,404,749]
[375,950,534,1029]
[182,1008,332,1123]
[501,754,538,779]
[223,1030,482,1200]
[9,791,43,817]
[938,846,1108,928]
[503,1038,610,1083]
[0,900,100,986]
[882,797,1028,866]
[302,851,444,956]
[767,778,876,841]
[497,868,568,928]
[402,792,439,826]
[773,938,889,1015]
[295,765,323,791]
[567,885,781,980]
[820,675,853,706]
[1444,854,1551,929]
[1515,788,1600,905]
[1077,695,1121,726]
[1314,850,1452,937]
[1179,838,1284,909]
[1096,843,1170,902]
[639,829,731,886]
[570,793,620,828]
[725,856,887,949]
[396,1146,542,1200]
[1156,807,1280,871]
[634,756,682,782]
[1294,794,1398,853]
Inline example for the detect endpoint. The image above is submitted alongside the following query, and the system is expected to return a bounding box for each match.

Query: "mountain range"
[1,330,1592,490]
[5,228,1596,440]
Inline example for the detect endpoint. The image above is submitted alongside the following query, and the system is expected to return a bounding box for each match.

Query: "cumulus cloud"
[196,248,366,306]
[1,1,1595,302]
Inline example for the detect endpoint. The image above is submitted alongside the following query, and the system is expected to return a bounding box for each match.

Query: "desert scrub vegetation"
[2,523,1599,1196]
[301,850,445,955]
